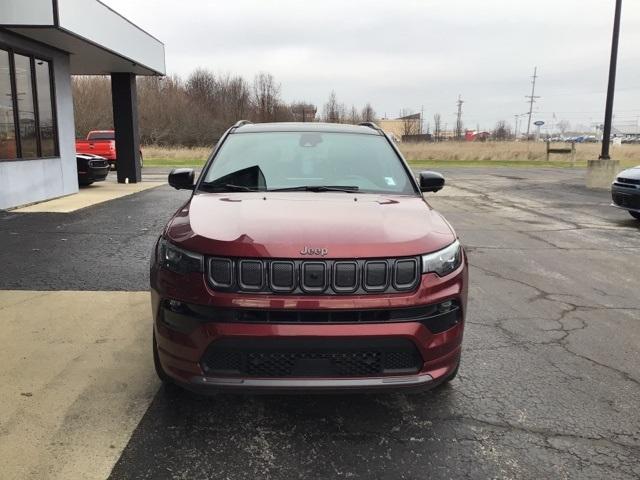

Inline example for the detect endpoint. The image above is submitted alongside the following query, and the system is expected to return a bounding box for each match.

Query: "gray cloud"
[105,0,640,131]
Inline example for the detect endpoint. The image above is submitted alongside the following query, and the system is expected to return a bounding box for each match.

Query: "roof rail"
[233,120,252,128]
[358,121,381,130]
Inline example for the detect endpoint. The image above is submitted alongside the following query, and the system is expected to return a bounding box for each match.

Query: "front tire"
[630,211,640,220]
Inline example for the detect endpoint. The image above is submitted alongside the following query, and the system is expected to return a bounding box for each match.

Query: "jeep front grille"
[206,257,420,295]
[200,338,423,378]
[616,177,640,186]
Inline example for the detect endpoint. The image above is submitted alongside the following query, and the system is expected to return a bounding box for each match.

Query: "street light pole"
[599,0,622,160]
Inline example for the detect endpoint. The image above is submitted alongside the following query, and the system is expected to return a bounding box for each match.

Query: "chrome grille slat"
[206,257,420,295]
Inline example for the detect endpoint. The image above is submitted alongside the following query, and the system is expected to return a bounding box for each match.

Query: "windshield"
[200,132,417,195]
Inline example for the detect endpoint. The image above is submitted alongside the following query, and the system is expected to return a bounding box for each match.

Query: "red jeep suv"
[150,121,468,393]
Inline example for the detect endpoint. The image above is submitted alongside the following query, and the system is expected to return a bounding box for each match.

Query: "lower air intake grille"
[201,339,423,378]
[613,193,640,209]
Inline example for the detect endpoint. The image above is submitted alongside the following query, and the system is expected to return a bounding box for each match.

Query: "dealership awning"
[1,0,165,76]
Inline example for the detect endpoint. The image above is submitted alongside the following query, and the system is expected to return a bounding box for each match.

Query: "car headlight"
[422,240,462,277]
[157,237,204,274]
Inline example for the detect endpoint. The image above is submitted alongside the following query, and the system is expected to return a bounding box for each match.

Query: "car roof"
[232,122,381,135]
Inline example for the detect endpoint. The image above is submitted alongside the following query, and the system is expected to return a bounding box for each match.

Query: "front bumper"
[611,183,640,213]
[187,371,437,394]
[78,165,110,183]
[151,261,467,393]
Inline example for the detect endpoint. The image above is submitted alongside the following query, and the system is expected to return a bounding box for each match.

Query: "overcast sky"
[105,0,640,132]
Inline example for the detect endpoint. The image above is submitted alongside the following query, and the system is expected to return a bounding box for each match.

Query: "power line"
[525,66,540,139]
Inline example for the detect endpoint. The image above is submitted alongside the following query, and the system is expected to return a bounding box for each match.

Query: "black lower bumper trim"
[200,338,423,378]
[161,300,462,334]
[612,185,640,211]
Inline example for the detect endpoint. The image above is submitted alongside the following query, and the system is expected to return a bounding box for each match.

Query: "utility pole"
[600,0,622,160]
[525,67,540,140]
[514,114,519,139]
[455,95,464,140]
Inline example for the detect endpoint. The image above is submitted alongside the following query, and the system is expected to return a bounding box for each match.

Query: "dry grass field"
[401,141,640,167]
[142,141,640,168]
[143,145,211,166]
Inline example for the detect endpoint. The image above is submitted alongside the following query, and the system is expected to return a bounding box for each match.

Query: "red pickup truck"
[75,130,142,170]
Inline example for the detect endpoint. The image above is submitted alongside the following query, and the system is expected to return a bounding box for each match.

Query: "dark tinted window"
[202,132,416,195]
[0,49,17,159]
[35,59,56,157]
[14,54,37,158]
[0,50,58,160]
[87,132,114,141]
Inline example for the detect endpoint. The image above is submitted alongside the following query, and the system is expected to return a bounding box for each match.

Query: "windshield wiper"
[269,185,360,193]
[200,183,262,192]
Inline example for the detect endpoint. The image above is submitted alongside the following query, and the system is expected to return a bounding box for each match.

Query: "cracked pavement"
[2,168,639,479]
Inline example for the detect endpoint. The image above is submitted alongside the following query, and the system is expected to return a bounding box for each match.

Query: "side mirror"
[419,171,445,193]
[168,168,195,190]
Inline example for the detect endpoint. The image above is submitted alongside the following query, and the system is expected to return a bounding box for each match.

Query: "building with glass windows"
[0,0,165,210]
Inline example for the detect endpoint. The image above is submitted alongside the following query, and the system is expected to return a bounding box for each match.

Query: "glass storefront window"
[0,48,58,160]
[35,59,57,157]
[14,54,38,158]
[0,49,17,160]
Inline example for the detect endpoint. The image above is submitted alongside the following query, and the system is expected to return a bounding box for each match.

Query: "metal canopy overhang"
[1,0,165,76]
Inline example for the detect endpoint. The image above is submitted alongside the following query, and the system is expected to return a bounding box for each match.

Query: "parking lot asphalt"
[1,167,639,479]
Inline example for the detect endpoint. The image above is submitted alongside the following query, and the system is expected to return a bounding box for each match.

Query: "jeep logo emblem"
[300,246,328,256]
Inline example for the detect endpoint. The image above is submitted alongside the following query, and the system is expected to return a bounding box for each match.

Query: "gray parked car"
[611,165,640,220]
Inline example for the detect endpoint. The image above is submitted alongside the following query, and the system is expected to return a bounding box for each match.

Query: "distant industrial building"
[291,103,317,122]
[378,113,422,141]
[612,124,640,138]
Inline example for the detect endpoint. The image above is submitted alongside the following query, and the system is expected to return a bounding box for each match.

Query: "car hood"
[618,166,640,180]
[166,192,456,258]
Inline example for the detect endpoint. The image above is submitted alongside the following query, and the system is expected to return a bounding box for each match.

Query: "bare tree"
[433,113,442,142]
[399,110,421,137]
[323,91,342,123]
[492,120,512,141]
[274,103,295,122]
[222,74,251,122]
[185,68,217,108]
[361,103,376,122]
[252,72,281,122]
[71,76,113,137]
[348,105,360,124]
[140,75,213,146]
[72,70,381,146]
